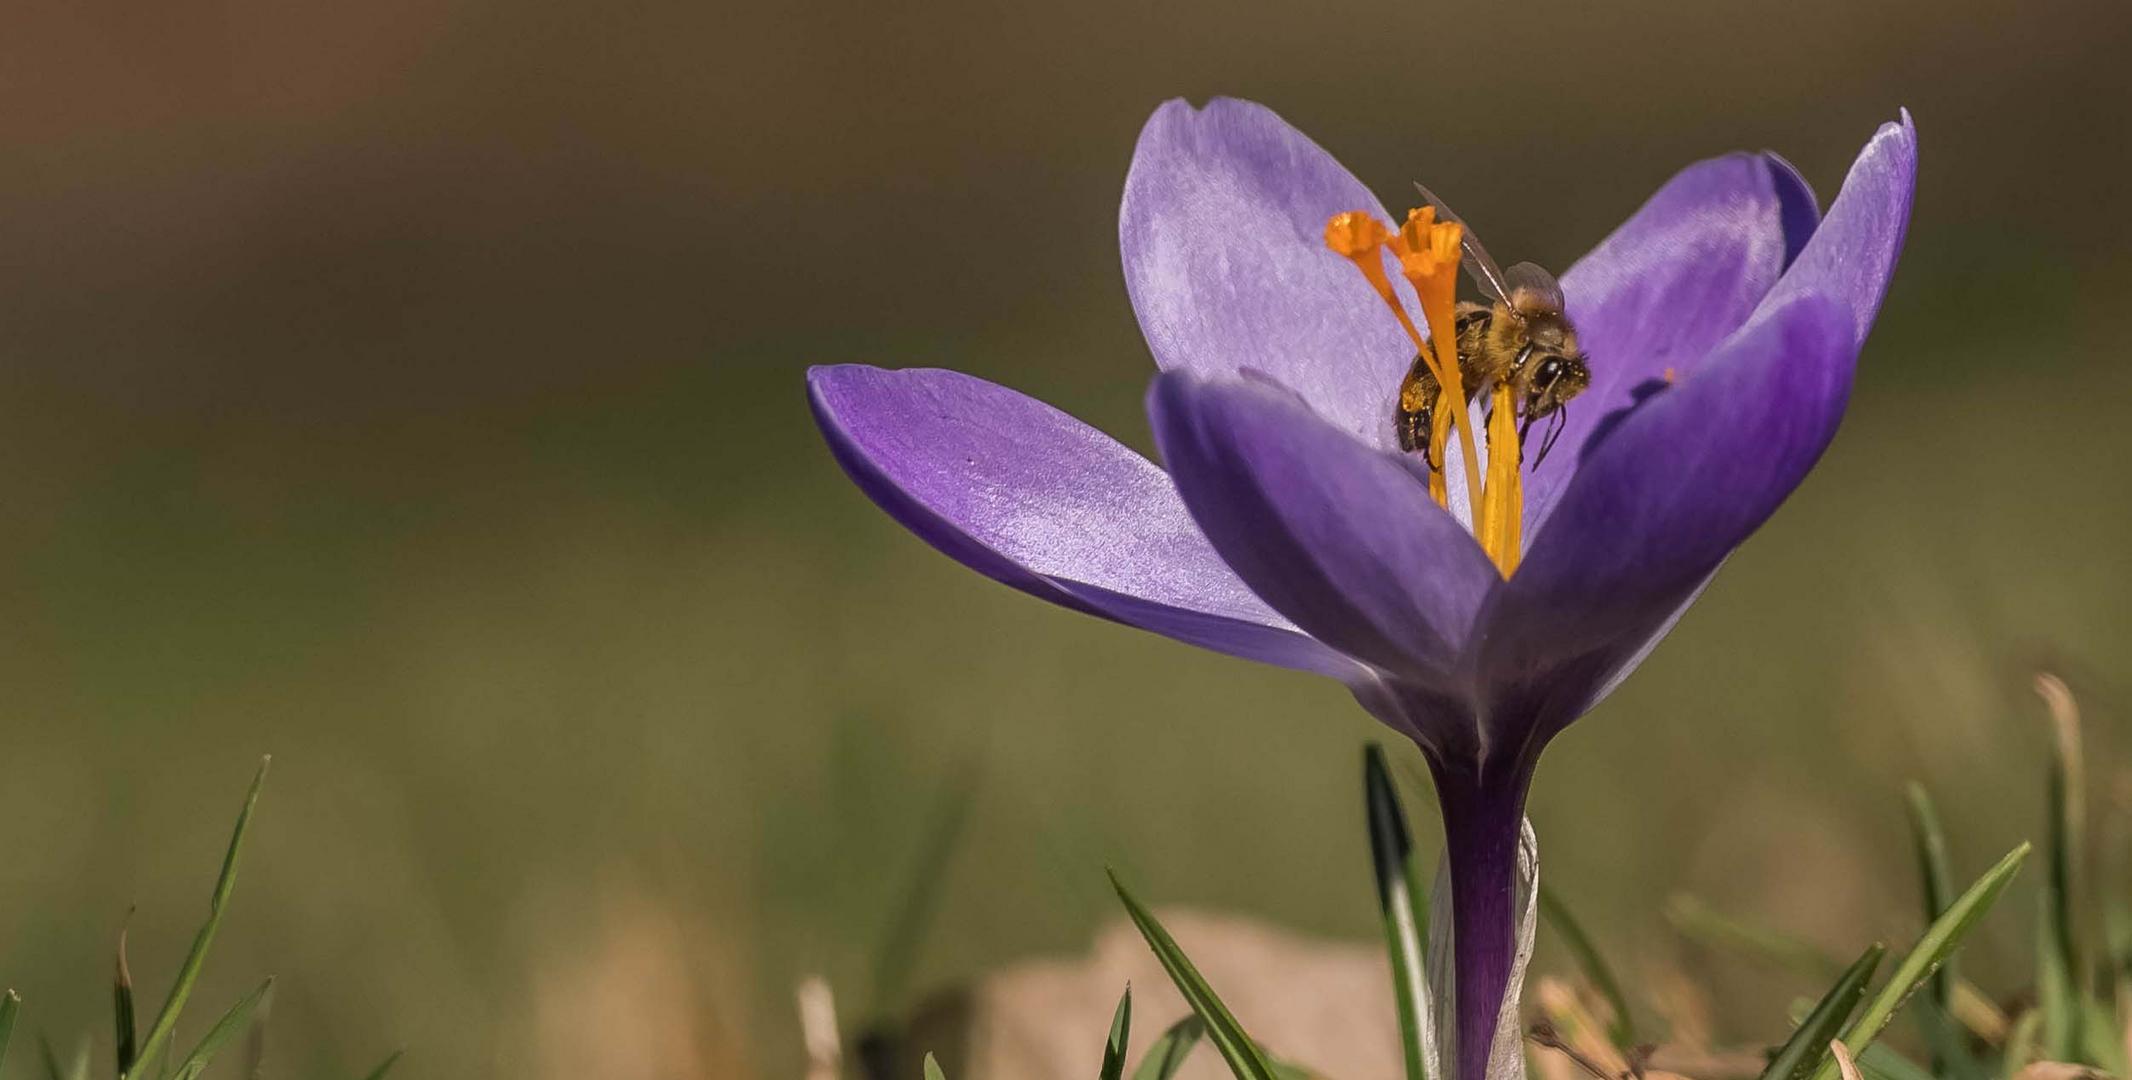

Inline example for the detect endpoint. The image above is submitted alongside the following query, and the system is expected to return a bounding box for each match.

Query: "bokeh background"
[2,0,2130,1074]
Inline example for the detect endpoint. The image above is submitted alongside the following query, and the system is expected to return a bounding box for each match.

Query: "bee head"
[1522,352,1590,418]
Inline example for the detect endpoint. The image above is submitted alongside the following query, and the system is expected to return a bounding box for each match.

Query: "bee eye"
[1536,357,1563,381]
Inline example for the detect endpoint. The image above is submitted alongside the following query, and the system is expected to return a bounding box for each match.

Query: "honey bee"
[1394,183,1591,467]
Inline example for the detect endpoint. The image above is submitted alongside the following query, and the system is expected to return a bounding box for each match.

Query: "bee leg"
[1533,406,1569,469]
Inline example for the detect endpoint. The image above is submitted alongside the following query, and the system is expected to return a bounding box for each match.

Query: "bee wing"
[1411,180,1510,302]
[1503,261,1566,312]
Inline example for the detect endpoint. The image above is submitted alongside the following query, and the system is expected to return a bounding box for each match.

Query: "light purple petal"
[1479,293,1857,714]
[1524,153,1803,531]
[1121,97,1416,449]
[1147,373,1500,685]
[808,365,1359,678]
[1749,111,1918,346]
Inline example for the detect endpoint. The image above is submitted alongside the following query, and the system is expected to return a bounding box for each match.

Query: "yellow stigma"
[1477,384,1523,576]
[1326,204,1526,577]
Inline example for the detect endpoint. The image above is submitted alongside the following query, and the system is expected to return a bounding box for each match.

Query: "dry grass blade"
[1831,1041,1863,1080]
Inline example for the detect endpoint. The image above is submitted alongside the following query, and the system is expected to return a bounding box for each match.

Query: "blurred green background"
[1,0,2129,1074]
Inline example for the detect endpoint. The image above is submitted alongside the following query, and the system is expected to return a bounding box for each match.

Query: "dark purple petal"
[1147,373,1499,686]
[808,365,1358,678]
[1524,153,1803,530]
[1766,151,1822,269]
[1750,112,1918,346]
[1121,98,1416,449]
[1479,293,1857,713]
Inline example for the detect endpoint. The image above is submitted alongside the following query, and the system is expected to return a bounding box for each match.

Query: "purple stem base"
[1432,754,1536,1080]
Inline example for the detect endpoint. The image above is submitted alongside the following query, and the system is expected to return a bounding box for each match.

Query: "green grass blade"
[924,1051,947,1080]
[1903,785,1956,1004]
[127,757,270,1080]
[1365,744,1432,1080]
[0,989,19,1068]
[1131,1016,1205,1080]
[2001,1010,2040,1080]
[38,1035,62,1080]
[869,761,977,1019]
[357,1049,405,1080]
[115,928,139,1079]
[241,989,269,1080]
[1101,987,1133,1080]
[165,978,272,1080]
[2079,997,2126,1077]
[1666,894,1842,978]
[1538,884,1637,1048]
[39,1035,91,1080]
[2037,673,2085,1062]
[1760,942,1883,1080]
[1807,842,2031,1080]
[1903,785,1980,1079]
[2035,904,2081,1066]
[1108,871,1279,1080]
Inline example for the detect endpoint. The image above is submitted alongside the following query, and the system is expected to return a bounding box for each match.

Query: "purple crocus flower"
[808,98,1913,1079]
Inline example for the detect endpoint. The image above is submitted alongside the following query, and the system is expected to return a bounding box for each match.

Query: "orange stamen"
[1387,207,1484,529]
[1327,207,1528,576]
[1324,213,1439,383]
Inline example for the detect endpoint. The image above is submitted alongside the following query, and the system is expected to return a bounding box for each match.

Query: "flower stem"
[1433,757,1534,1080]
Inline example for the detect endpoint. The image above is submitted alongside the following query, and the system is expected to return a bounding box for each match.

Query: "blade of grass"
[1904,785,1980,1079]
[39,1035,90,1080]
[1131,1017,1205,1080]
[241,988,269,1080]
[357,1049,405,1080]
[2001,1010,2040,1080]
[1101,987,1133,1080]
[869,760,977,1020]
[1904,785,1957,1005]
[1666,895,1842,979]
[924,1052,947,1080]
[1807,842,2031,1080]
[115,928,138,1079]
[0,989,19,1068]
[1365,744,1433,1080]
[1760,942,1884,1080]
[2036,673,2085,1063]
[127,757,269,1080]
[1538,884,1637,1048]
[1109,870,1279,1080]
[166,978,272,1080]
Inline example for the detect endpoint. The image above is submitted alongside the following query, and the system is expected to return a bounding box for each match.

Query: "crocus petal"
[1766,151,1823,269]
[1121,97,1416,448]
[1479,293,1857,715]
[808,365,1358,678]
[1750,111,1917,346]
[1147,373,1499,686]
[1524,153,1803,530]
